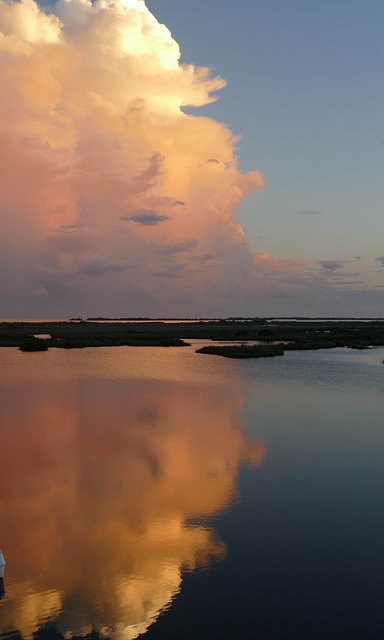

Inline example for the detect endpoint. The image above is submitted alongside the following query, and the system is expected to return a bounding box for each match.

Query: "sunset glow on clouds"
[0,0,270,316]
[1,0,382,317]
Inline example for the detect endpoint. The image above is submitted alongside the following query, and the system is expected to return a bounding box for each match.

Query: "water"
[0,346,384,639]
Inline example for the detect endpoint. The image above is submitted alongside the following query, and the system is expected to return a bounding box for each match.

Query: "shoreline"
[1,319,384,356]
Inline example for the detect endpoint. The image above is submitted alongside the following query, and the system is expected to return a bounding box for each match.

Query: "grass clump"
[19,337,49,352]
[196,344,284,359]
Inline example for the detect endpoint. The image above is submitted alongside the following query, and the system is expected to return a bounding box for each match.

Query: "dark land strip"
[1,319,384,357]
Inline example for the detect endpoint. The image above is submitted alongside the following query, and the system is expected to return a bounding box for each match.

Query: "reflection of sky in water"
[0,358,264,639]
[2,346,384,638]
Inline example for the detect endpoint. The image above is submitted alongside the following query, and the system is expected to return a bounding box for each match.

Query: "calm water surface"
[0,346,384,639]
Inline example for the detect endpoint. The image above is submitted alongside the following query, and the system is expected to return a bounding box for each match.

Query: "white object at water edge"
[0,550,5,578]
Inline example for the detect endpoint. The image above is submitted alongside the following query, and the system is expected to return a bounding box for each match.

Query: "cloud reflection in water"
[0,376,264,639]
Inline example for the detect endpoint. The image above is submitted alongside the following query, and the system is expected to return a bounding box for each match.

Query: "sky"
[0,0,383,318]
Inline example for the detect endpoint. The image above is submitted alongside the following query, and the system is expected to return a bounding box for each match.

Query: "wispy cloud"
[319,260,345,272]
[253,252,307,273]
[121,210,170,226]
[79,258,130,277]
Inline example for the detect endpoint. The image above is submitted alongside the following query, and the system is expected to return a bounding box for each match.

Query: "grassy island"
[196,344,284,358]
[19,337,49,352]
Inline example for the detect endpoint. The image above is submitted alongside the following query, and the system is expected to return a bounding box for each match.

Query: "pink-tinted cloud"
[252,251,307,273]
[1,0,383,317]
[0,0,271,316]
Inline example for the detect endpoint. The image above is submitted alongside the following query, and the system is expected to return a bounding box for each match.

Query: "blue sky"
[148,0,384,293]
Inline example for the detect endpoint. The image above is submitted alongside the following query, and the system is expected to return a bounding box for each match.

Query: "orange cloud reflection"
[0,377,264,639]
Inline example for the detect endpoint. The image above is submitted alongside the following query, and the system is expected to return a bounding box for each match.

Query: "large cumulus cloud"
[2,0,382,317]
[0,0,273,316]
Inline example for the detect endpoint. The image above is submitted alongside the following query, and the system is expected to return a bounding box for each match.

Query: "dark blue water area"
[144,350,384,639]
[145,461,384,639]
[1,346,384,640]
